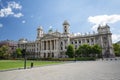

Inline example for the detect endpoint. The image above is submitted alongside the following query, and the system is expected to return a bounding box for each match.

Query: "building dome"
[63,20,70,25]
[37,26,43,30]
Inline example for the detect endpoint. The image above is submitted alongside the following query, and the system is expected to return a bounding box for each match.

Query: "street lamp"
[22,49,26,69]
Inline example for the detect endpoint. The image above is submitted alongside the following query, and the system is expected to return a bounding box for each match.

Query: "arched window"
[64,26,67,28]
[52,53,54,58]
[65,30,66,32]
[48,53,50,58]
[44,53,46,58]
[61,47,63,50]
[61,42,63,45]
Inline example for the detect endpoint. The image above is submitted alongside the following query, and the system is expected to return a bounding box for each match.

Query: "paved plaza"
[0,60,120,80]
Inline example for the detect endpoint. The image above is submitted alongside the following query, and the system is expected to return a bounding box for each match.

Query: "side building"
[18,21,115,58]
[0,40,17,55]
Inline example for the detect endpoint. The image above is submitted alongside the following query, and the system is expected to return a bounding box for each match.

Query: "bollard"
[31,62,33,68]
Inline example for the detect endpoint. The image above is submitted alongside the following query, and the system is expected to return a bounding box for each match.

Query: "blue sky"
[0,0,120,43]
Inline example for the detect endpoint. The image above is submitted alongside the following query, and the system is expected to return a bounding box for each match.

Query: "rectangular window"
[71,41,73,44]
[75,41,77,44]
[79,40,81,43]
[87,39,89,43]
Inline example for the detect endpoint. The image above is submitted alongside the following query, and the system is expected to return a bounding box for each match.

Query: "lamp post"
[24,49,26,69]
[22,49,26,69]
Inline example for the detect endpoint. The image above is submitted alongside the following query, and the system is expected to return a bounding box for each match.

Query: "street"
[0,60,120,80]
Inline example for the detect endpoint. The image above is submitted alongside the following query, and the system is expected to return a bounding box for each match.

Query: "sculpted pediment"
[41,34,58,40]
[52,32,61,35]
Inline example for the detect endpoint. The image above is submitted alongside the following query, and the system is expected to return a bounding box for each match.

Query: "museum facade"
[18,21,114,58]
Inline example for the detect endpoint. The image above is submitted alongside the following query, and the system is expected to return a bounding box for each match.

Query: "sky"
[0,0,120,43]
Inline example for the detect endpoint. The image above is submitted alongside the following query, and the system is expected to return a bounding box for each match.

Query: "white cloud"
[0,23,3,27]
[0,1,23,18]
[22,20,26,23]
[74,32,81,36]
[112,34,120,43]
[0,7,14,17]
[8,2,22,9]
[88,14,120,31]
[90,24,99,31]
[14,13,23,18]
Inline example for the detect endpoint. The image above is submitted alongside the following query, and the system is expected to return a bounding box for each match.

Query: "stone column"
[62,40,64,50]
[40,42,42,50]
[77,40,78,48]
[85,38,87,44]
[44,41,46,50]
[46,40,48,50]
[93,38,95,45]
[51,40,53,50]
[56,39,59,50]
[50,40,52,50]
[43,41,44,50]
[54,39,56,50]
[81,39,83,45]
[41,41,44,50]
[89,38,91,45]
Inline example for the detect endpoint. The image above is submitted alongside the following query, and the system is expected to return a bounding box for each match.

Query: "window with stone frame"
[61,47,63,50]
[64,26,67,28]
[61,42,63,45]
[71,41,73,44]
[65,30,66,32]
[82,39,85,43]
[75,40,77,44]
[79,40,81,44]
[44,53,46,58]
[65,46,67,49]
[52,53,54,57]
[87,39,89,43]
[91,38,94,42]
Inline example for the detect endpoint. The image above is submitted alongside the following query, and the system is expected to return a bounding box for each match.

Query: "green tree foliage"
[77,44,92,57]
[16,48,22,57]
[91,44,102,57]
[0,45,9,59]
[66,44,75,58]
[0,47,4,58]
[113,43,120,56]
[76,44,102,58]
[12,48,22,58]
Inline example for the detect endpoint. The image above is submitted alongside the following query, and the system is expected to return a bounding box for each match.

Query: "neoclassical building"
[18,20,114,58]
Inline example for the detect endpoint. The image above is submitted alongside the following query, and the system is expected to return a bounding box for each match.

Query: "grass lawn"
[0,60,63,70]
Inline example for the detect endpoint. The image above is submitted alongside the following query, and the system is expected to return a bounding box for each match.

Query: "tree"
[77,44,92,57]
[66,44,75,58]
[91,44,102,57]
[75,49,79,57]
[76,44,102,58]
[0,47,4,59]
[76,45,83,57]
[0,45,9,59]
[82,44,92,57]
[12,48,22,58]
[16,48,22,58]
[113,43,120,56]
